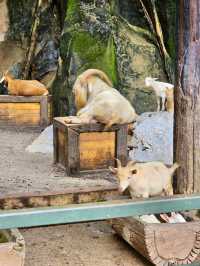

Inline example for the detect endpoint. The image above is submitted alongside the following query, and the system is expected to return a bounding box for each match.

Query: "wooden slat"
[0,96,52,128]
[40,96,48,126]
[0,102,40,110]
[0,102,40,126]
[0,185,119,210]
[0,194,200,229]
[79,132,115,170]
[67,128,79,175]
[57,128,65,165]
[53,124,58,164]
[116,124,128,166]
[54,117,125,132]
[0,96,43,102]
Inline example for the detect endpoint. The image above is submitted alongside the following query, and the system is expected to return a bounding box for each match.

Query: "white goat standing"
[145,77,174,112]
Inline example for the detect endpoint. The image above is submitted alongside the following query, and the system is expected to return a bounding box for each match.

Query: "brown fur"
[65,69,138,128]
[165,88,174,112]
[3,74,49,96]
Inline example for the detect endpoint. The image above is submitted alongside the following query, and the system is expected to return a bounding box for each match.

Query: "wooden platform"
[0,95,52,129]
[0,184,119,210]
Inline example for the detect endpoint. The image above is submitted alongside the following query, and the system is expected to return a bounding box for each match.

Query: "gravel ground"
[0,128,150,266]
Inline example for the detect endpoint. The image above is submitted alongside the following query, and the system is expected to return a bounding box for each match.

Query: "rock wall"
[0,0,176,116]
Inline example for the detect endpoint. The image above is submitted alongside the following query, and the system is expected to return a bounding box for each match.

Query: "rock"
[129,112,173,165]
[0,41,25,75]
[26,125,53,154]
[0,0,9,42]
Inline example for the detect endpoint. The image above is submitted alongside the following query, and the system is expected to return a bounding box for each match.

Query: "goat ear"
[109,166,117,174]
[74,83,88,111]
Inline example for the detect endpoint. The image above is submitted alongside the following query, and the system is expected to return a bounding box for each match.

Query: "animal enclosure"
[0,95,52,129]
[53,117,128,175]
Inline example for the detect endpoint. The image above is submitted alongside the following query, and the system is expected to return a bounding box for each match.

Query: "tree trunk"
[175,1,200,194]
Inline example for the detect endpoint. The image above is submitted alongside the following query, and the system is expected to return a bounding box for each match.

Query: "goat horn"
[115,158,121,168]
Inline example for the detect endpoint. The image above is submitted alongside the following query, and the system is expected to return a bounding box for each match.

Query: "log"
[111,217,200,265]
[175,1,200,193]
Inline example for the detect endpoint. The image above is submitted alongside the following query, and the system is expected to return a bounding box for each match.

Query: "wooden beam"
[0,194,200,229]
[175,1,200,193]
[0,185,119,210]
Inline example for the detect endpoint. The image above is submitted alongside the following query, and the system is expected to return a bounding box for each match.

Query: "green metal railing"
[0,194,200,229]
[0,194,200,265]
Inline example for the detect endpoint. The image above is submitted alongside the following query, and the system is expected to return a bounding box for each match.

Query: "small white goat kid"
[109,159,179,198]
[145,77,174,112]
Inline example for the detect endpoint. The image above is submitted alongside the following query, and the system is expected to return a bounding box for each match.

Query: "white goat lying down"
[109,159,179,198]
[145,77,174,112]
[65,69,138,129]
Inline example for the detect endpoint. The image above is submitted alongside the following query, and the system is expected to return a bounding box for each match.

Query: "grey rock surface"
[26,125,53,154]
[129,112,173,165]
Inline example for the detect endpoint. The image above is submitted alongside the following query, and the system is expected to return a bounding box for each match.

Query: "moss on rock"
[53,0,118,116]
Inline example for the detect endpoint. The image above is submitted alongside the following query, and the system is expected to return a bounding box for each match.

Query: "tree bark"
[175,1,200,193]
[23,0,43,79]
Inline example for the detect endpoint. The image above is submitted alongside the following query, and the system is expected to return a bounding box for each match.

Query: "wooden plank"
[40,96,48,126]
[0,96,43,102]
[79,132,115,170]
[116,124,128,166]
[0,194,200,229]
[67,128,80,175]
[0,116,40,126]
[54,117,125,132]
[53,124,58,164]
[57,128,65,165]
[0,103,40,111]
[0,185,118,210]
[48,102,52,122]
[0,102,40,126]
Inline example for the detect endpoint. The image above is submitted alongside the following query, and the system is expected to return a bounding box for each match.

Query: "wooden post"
[175,1,200,194]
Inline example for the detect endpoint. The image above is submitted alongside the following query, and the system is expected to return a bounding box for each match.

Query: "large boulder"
[52,0,169,116]
[129,112,173,165]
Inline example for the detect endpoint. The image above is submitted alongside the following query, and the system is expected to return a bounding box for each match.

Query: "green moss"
[132,89,157,114]
[65,0,80,22]
[72,32,117,85]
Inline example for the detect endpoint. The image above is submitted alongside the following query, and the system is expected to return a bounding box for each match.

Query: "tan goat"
[109,159,179,198]
[1,73,49,96]
[65,69,138,129]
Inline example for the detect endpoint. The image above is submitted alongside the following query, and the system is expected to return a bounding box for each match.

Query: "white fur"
[145,77,174,111]
[110,161,179,198]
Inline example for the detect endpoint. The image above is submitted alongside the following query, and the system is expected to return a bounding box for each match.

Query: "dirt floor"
[0,128,150,266]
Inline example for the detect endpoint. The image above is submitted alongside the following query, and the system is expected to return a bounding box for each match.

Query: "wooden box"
[0,95,52,129]
[111,217,200,265]
[0,229,25,266]
[53,117,128,175]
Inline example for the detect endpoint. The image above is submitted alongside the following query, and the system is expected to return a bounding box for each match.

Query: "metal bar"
[0,194,200,229]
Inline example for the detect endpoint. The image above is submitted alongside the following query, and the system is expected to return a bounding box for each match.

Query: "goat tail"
[169,162,179,175]
[79,69,113,87]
